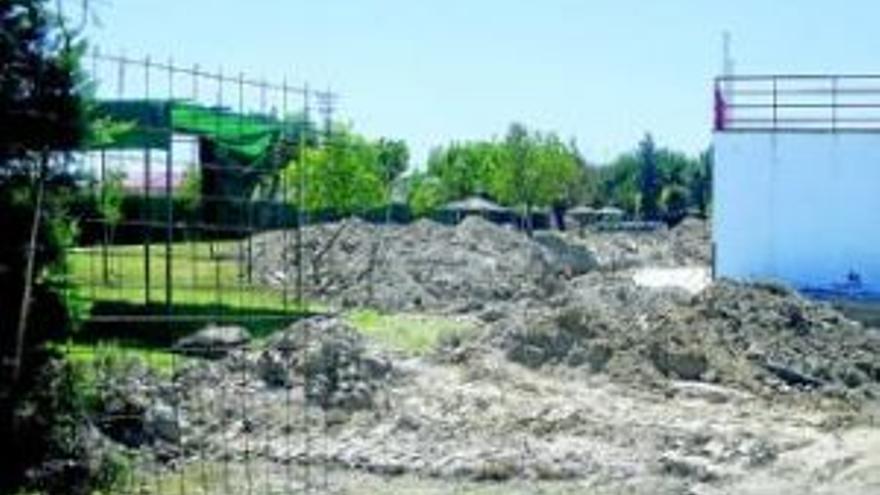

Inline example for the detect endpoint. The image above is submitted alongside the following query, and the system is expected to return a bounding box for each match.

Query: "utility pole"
[722,31,735,108]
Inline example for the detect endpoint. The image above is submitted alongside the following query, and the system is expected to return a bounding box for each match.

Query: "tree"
[375,138,409,222]
[283,126,385,218]
[565,140,600,207]
[598,152,639,214]
[491,123,581,232]
[1,0,89,384]
[661,184,691,224]
[376,138,409,184]
[177,167,202,221]
[690,148,713,217]
[406,172,444,217]
[0,0,91,491]
[637,133,661,220]
[97,169,124,283]
[426,141,497,201]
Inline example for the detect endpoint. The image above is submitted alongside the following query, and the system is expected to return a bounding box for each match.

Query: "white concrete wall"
[714,132,880,295]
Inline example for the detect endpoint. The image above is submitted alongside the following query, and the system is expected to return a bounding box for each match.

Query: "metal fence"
[63,49,340,494]
[714,74,880,132]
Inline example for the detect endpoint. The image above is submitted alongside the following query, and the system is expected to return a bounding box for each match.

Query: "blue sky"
[84,0,880,166]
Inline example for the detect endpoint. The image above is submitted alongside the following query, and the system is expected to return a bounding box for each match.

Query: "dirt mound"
[79,302,880,493]
[495,279,880,398]
[564,217,710,270]
[251,216,595,312]
[260,317,393,409]
[669,217,711,265]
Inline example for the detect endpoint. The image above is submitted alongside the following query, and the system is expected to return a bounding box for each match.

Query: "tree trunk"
[525,203,533,236]
[12,159,46,385]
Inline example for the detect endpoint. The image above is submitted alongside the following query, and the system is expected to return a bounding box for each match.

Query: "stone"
[174,325,250,358]
[651,346,708,381]
[257,350,293,388]
[145,401,182,443]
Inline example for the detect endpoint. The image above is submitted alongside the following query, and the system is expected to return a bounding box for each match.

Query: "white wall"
[714,132,880,295]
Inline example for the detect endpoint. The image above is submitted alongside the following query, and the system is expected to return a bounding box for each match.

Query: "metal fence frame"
[62,48,341,494]
[715,74,880,132]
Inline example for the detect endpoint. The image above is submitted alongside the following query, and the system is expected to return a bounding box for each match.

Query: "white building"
[713,75,880,297]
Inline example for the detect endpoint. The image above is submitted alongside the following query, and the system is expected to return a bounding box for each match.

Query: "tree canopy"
[598,139,711,221]
[283,126,409,217]
[409,123,585,224]
[1,1,94,492]
[409,124,711,224]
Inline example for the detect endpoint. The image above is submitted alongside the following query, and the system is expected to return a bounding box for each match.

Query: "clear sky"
[84,0,880,166]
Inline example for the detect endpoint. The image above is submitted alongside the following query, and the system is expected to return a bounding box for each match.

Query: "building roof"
[597,206,625,216]
[442,196,510,213]
[567,205,599,216]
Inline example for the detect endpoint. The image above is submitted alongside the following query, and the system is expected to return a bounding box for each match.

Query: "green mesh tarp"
[91,100,171,149]
[170,103,279,163]
[92,100,282,163]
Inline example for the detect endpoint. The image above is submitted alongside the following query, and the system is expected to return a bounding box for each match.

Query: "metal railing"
[714,74,880,132]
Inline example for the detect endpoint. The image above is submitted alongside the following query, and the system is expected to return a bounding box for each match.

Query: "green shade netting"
[90,100,171,149]
[170,103,279,162]
[91,100,285,163]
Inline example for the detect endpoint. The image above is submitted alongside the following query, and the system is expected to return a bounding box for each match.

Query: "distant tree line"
[406,127,712,226]
[70,123,712,247]
[596,134,713,222]
[406,123,584,231]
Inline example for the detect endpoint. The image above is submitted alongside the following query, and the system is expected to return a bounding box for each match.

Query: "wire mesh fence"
[61,49,342,494]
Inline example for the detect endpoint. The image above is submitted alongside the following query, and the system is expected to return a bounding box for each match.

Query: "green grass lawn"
[345,309,477,354]
[63,240,475,370]
[67,240,301,312]
[60,342,184,378]
[63,240,314,371]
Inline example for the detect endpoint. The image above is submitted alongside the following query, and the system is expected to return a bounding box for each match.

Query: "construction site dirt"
[83,217,880,494]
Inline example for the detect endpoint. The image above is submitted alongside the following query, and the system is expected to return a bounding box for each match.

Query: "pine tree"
[637,133,661,220]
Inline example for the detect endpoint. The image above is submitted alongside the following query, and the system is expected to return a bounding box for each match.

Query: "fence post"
[772,76,778,130]
[165,58,174,315]
[831,76,838,132]
[143,55,152,305]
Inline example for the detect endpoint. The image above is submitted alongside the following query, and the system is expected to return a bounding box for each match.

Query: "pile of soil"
[259,317,393,410]
[79,306,880,493]
[566,217,710,270]
[494,278,880,398]
[669,217,711,265]
[250,216,596,312]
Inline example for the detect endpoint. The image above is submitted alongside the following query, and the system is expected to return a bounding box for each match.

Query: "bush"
[7,358,130,495]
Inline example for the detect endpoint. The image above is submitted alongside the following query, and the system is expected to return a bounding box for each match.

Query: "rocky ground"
[80,217,880,494]
[561,217,711,270]
[250,217,596,312]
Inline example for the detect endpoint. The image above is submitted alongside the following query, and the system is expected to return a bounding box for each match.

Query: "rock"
[473,458,519,481]
[669,381,751,404]
[659,454,718,482]
[533,460,582,480]
[585,342,614,373]
[266,317,393,410]
[174,325,250,358]
[533,232,598,276]
[257,350,293,387]
[762,362,824,388]
[651,346,709,381]
[478,305,509,323]
[360,355,392,379]
[145,401,182,443]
